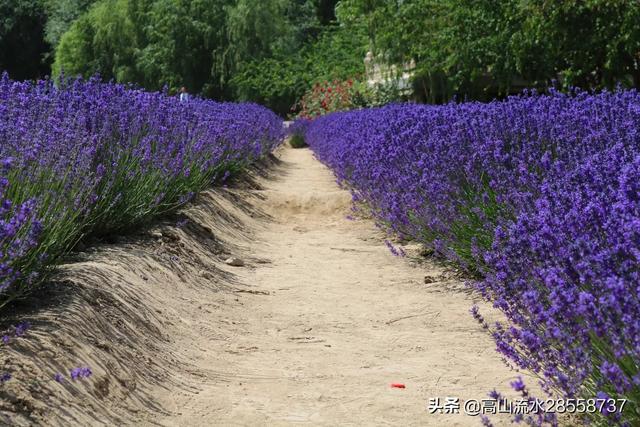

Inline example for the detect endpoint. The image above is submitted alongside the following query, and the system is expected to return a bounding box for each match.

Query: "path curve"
[147,147,521,426]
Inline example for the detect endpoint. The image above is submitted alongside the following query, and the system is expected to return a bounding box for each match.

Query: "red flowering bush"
[293,76,407,119]
[294,78,366,119]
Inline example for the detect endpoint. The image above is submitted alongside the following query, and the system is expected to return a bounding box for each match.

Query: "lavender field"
[3,74,640,426]
[0,74,283,308]
[3,0,640,425]
[303,90,640,426]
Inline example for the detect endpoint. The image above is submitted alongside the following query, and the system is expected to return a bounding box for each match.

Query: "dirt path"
[141,147,522,426]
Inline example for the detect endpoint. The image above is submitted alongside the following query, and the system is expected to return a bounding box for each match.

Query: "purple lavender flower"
[304,91,640,424]
[470,305,483,323]
[596,391,619,417]
[510,377,527,393]
[70,368,81,380]
[70,366,92,380]
[0,372,10,384]
[14,322,30,337]
[384,240,399,256]
[0,73,283,307]
[480,415,494,427]
[488,389,502,400]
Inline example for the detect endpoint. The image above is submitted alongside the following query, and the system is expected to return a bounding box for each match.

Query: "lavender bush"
[0,74,283,308]
[305,90,640,425]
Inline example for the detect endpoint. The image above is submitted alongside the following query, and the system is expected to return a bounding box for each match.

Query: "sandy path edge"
[0,147,531,426]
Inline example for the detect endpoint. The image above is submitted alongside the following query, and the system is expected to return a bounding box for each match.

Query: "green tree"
[51,0,355,107]
[351,0,522,102]
[43,0,98,48]
[135,0,233,96]
[53,0,137,81]
[514,1,640,89]
[53,0,234,96]
[341,0,640,102]
[230,18,367,115]
[0,0,51,80]
[225,0,288,69]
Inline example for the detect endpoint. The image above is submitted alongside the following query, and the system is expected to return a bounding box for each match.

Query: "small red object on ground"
[391,383,406,389]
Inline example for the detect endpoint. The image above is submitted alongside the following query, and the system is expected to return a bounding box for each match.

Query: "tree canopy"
[2,0,640,113]
[341,0,640,102]
[50,0,347,109]
[0,0,51,80]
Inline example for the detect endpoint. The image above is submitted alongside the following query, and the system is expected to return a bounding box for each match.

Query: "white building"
[363,51,415,96]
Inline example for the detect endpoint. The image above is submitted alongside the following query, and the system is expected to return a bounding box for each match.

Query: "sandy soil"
[0,146,532,426]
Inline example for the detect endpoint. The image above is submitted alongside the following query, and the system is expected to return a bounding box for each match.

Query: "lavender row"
[0,74,283,307]
[305,90,640,425]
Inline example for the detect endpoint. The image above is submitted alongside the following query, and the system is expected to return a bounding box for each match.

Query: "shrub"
[304,90,640,425]
[287,118,311,148]
[294,78,358,118]
[289,134,307,148]
[294,76,409,119]
[0,74,283,309]
[231,24,368,116]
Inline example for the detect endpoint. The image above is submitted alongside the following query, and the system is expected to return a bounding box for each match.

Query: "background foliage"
[1,0,640,113]
[343,0,640,102]
[0,0,51,80]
